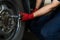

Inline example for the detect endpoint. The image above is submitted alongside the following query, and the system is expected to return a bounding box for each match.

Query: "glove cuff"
[22,13,34,21]
[32,8,38,12]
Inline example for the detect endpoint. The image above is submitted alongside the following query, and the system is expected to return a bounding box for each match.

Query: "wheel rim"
[0,1,19,40]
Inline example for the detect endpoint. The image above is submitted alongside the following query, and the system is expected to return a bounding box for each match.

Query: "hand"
[32,8,38,13]
[19,11,34,22]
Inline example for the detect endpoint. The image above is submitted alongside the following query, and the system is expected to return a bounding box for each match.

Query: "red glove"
[19,11,34,22]
[19,8,38,22]
[32,8,38,13]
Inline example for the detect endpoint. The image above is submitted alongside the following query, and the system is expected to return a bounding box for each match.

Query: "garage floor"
[22,31,39,40]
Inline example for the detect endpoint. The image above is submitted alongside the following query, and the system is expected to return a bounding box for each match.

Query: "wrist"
[28,13,34,19]
[32,8,38,12]
[35,7,39,10]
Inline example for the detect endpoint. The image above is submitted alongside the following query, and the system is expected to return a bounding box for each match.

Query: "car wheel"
[0,0,25,40]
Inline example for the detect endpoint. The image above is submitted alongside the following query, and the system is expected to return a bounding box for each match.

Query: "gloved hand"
[32,8,38,13]
[19,11,34,22]
[19,8,38,22]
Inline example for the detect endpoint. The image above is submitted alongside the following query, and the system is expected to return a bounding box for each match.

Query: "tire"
[0,0,25,40]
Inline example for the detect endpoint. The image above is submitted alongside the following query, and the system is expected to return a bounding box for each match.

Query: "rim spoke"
[0,5,16,33]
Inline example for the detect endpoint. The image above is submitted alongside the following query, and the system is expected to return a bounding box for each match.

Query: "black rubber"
[0,0,25,40]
